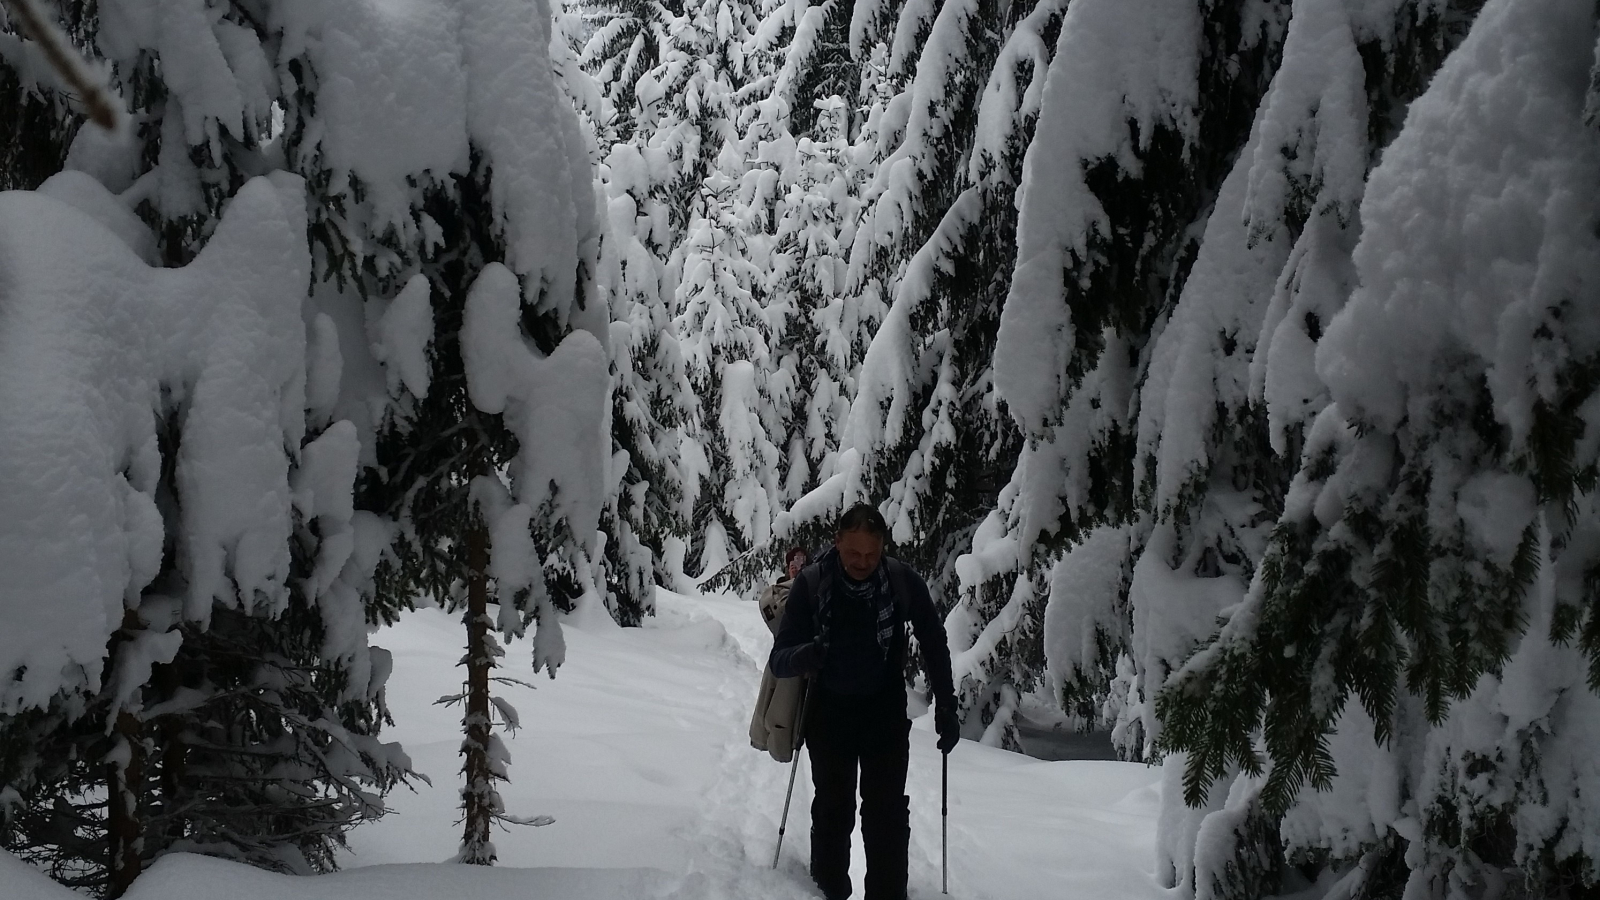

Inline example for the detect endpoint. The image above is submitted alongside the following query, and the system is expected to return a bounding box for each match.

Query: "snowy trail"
[338,587,1167,899]
[650,588,1167,900]
[3,588,1165,900]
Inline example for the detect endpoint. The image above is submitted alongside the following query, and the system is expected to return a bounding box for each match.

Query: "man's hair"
[834,502,889,539]
[785,546,809,566]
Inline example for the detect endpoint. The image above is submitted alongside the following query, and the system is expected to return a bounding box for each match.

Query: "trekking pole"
[941,751,949,894]
[773,679,815,869]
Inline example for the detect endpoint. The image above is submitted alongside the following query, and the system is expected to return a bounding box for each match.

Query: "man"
[770,504,960,900]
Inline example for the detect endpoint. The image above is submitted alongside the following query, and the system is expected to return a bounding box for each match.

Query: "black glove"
[935,705,961,754]
[790,641,827,677]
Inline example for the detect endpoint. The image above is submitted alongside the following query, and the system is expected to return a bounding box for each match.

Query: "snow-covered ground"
[8,588,1165,899]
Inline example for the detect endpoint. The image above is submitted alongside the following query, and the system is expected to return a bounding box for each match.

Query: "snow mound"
[0,850,83,900]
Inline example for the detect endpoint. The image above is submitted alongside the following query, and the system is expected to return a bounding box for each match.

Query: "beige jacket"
[749,579,808,762]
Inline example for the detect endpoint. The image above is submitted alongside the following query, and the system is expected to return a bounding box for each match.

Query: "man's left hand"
[935,705,960,754]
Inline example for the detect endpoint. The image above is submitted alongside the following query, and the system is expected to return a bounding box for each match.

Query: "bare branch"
[3,0,122,130]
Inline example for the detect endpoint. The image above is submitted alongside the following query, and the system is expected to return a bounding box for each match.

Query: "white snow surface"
[351,590,1166,899]
[0,849,81,900]
[13,589,1175,898]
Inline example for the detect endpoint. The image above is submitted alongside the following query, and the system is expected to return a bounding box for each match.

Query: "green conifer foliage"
[1150,2,1600,896]
[582,0,686,142]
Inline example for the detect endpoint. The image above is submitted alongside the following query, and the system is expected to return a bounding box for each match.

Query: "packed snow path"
[10,589,1165,900]
[340,588,1166,899]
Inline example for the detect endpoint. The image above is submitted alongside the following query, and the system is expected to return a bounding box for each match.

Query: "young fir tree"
[278,0,610,865]
[764,96,863,505]
[0,4,408,895]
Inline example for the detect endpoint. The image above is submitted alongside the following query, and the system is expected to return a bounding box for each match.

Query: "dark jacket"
[769,555,956,710]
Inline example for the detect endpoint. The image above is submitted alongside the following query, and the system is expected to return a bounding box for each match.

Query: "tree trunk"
[155,658,187,848]
[106,611,144,898]
[459,518,495,864]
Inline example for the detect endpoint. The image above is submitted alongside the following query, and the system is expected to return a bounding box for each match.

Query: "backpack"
[749,579,806,762]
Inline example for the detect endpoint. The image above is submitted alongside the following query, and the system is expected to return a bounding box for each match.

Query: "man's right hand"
[790,641,827,677]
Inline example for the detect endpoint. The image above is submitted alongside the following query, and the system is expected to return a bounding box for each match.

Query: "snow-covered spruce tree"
[1108,110,1293,899]
[0,173,408,893]
[1123,3,1486,897]
[615,0,784,582]
[746,0,863,143]
[278,0,611,865]
[597,142,697,607]
[627,0,764,227]
[672,147,783,577]
[698,17,883,593]
[0,5,409,894]
[553,9,662,625]
[985,0,1490,894]
[763,96,862,507]
[554,2,616,162]
[873,0,1069,749]
[1158,1,1600,896]
[597,247,688,620]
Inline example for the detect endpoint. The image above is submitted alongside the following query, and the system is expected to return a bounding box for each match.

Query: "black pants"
[806,684,910,900]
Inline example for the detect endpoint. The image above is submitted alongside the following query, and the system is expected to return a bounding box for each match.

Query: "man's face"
[786,554,806,580]
[835,529,885,581]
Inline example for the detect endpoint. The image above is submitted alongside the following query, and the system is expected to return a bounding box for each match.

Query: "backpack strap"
[798,564,829,649]
[885,558,914,669]
[886,558,912,619]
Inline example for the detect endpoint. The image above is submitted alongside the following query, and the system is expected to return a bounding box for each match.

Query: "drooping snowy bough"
[1161,2,1600,895]
[0,171,409,889]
